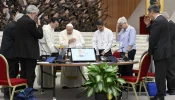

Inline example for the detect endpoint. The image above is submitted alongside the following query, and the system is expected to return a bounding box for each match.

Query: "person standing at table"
[161,12,175,95]
[59,23,85,89]
[144,5,171,100]
[116,16,136,76]
[38,17,59,88]
[14,5,43,88]
[0,13,23,99]
[92,20,113,56]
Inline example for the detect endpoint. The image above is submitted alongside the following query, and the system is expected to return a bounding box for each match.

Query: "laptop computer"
[71,48,96,62]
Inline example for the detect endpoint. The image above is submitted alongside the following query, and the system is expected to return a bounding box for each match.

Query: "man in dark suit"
[161,12,175,95]
[14,5,43,88]
[144,5,171,100]
[0,13,23,99]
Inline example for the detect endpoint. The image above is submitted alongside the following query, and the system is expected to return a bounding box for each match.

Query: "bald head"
[66,23,73,35]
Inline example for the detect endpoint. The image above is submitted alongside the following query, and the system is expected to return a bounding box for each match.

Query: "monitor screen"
[71,48,96,62]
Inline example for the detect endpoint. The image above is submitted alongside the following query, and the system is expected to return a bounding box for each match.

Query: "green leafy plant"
[84,62,125,98]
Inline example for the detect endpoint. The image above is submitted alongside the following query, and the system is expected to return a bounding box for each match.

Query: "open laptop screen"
[71,48,96,62]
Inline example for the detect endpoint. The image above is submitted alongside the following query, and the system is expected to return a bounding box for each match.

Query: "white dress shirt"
[116,25,136,52]
[92,27,113,53]
[39,24,57,55]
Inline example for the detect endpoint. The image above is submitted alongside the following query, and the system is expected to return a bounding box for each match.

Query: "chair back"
[140,51,148,60]
[113,51,120,58]
[0,54,11,86]
[136,52,151,82]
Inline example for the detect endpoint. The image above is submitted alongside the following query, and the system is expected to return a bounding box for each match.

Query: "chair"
[113,51,120,58]
[133,51,155,95]
[0,54,27,100]
[120,52,151,100]
[133,70,155,79]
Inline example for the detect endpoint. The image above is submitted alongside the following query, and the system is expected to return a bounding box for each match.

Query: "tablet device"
[45,57,56,63]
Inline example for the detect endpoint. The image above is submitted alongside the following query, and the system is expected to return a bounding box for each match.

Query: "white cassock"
[92,27,113,54]
[37,24,58,87]
[59,29,85,87]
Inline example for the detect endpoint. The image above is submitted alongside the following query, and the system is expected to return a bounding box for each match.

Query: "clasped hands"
[69,38,76,44]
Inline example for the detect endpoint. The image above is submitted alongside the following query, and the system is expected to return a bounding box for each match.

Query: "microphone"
[39,41,48,55]
[41,50,50,54]
[100,45,117,62]
[122,47,124,53]
[111,45,117,48]
[38,13,44,19]
[39,40,49,61]
[101,45,117,57]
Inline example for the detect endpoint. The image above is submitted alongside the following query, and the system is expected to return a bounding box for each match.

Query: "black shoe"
[151,95,164,100]
[62,86,79,89]
[169,92,175,95]
[62,86,70,89]
[168,90,175,95]
[4,94,10,100]
[33,88,38,92]
[166,90,169,93]
[1,87,4,94]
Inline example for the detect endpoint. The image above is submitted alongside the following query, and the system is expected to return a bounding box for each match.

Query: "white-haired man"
[59,23,85,89]
[0,13,23,99]
[116,16,136,76]
[14,5,43,88]
[161,12,175,95]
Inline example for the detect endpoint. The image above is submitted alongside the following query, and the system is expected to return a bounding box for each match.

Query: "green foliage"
[84,62,126,97]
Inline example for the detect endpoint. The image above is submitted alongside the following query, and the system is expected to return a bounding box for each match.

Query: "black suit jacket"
[0,21,16,59]
[148,15,171,60]
[169,20,175,56]
[14,15,43,59]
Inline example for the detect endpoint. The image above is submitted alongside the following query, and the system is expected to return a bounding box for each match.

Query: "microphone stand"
[39,41,50,61]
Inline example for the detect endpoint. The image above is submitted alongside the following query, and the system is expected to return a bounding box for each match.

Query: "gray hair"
[26,5,39,14]
[161,12,170,20]
[148,5,160,13]
[117,16,127,24]
[15,13,24,21]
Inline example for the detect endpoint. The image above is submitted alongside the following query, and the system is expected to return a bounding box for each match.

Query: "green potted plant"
[84,62,125,100]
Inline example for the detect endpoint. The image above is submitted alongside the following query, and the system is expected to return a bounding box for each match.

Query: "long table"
[37,61,139,100]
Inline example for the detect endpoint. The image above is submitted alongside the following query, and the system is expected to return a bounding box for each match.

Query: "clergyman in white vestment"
[59,23,85,89]
[37,17,59,88]
[92,20,113,56]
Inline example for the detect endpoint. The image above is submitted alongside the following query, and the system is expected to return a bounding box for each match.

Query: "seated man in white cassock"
[59,23,85,89]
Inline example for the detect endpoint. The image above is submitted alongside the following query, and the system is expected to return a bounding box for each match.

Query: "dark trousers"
[119,49,136,76]
[4,58,19,96]
[20,58,37,88]
[154,58,168,96]
[167,56,175,91]
[7,58,19,78]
